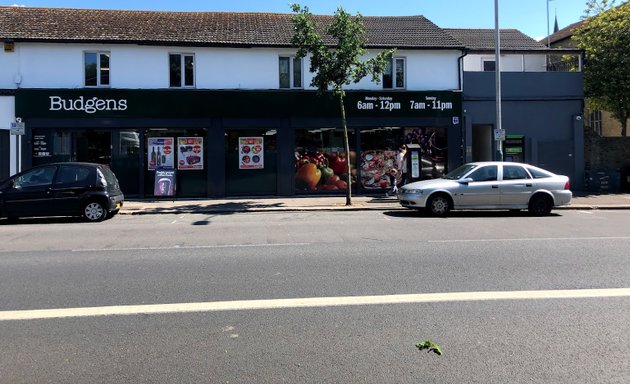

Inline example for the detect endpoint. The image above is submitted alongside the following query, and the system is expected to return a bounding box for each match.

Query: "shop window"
[359,127,404,191]
[279,56,302,89]
[84,51,110,87]
[169,53,195,87]
[383,58,405,89]
[404,127,448,179]
[294,128,355,193]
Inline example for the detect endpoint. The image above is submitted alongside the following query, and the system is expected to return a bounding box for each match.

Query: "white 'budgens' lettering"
[49,96,63,110]
[48,96,128,113]
[84,98,97,114]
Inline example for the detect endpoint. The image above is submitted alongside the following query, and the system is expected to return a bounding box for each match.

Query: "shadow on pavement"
[382,210,563,218]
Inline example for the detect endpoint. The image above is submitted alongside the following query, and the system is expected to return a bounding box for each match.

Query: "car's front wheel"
[83,201,108,222]
[427,194,451,217]
[528,194,553,216]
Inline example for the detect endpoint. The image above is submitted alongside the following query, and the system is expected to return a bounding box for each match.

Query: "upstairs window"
[84,51,110,87]
[383,58,405,89]
[483,59,496,72]
[169,53,195,88]
[279,56,302,89]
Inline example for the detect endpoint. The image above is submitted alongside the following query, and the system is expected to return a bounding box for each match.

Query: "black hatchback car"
[0,162,124,222]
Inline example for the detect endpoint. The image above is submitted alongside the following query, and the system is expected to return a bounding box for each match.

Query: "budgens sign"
[49,96,128,114]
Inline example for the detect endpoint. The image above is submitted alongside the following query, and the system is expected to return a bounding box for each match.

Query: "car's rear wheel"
[83,201,108,222]
[427,194,451,217]
[528,194,553,216]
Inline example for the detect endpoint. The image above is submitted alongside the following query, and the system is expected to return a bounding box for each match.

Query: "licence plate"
[115,202,121,209]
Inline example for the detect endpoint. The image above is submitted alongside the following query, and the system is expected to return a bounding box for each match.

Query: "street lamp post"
[494,0,503,161]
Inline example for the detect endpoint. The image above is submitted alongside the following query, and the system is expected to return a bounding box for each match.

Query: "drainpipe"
[457,49,468,165]
[457,49,468,91]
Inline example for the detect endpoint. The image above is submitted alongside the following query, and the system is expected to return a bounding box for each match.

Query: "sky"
[2,0,588,41]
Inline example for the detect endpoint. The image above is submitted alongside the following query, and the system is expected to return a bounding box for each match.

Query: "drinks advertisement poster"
[154,169,176,197]
[177,137,204,170]
[239,137,264,169]
[148,137,175,170]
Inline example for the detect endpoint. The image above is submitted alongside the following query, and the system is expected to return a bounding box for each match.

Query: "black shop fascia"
[14,89,463,198]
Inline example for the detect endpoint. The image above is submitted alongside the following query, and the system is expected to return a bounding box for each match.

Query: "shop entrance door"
[225,129,277,196]
[0,130,8,180]
[472,124,493,162]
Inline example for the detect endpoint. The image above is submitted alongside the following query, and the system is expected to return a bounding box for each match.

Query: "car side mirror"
[458,178,473,184]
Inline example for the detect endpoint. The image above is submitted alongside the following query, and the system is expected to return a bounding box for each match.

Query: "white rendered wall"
[0,96,17,175]
[1,43,460,91]
[462,53,547,72]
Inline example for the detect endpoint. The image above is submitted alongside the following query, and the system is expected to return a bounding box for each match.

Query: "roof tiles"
[0,6,463,49]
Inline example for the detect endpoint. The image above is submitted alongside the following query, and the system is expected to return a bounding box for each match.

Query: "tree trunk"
[338,91,352,206]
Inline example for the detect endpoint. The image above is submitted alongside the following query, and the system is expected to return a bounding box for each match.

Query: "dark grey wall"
[462,72,585,189]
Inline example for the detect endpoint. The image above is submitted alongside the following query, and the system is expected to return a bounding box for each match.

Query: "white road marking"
[428,236,630,243]
[1,288,628,322]
[73,243,312,252]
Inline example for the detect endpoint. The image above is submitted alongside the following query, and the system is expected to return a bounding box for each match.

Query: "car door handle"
[526,183,533,187]
[492,185,499,188]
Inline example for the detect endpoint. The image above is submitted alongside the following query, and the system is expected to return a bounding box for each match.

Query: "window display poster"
[147,137,175,170]
[404,127,447,179]
[177,137,204,170]
[154,169,176,197]
[239,137,264,169]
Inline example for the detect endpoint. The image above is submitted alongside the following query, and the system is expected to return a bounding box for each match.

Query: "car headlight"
[402,189,422,194]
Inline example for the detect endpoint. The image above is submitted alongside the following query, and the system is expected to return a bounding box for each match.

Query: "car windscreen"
[444,164,478,180]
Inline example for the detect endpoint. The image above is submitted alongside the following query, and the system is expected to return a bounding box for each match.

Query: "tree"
[574,1,630,136]
[290,4,394,205]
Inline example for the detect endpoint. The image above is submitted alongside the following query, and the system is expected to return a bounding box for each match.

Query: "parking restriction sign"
[10,118,25,135]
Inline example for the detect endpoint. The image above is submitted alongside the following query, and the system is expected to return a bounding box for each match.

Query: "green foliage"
[574,1,630,135]
[290,3,395,204]
[416,340,443,356]
[290,4,395,96]
[583,0,619,17]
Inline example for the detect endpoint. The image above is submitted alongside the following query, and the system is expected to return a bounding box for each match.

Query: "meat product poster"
[177,137,204,170]
[239,137,264,169]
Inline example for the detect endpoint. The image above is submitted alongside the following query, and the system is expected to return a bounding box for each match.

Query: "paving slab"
[120,193,630,215]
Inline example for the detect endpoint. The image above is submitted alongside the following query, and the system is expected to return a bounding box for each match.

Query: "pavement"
[120,192,630,215]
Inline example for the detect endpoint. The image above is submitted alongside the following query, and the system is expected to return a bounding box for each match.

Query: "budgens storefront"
[15,89,462,198]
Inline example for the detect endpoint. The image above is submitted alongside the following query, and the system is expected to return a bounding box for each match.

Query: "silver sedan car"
[397,161,572,216]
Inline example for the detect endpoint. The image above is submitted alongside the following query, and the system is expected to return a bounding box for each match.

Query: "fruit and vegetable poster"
[239,137,264,169]
[295,150,352,191]
[360,150,398,190]
[177,137,204,170]
[147,137,175,171]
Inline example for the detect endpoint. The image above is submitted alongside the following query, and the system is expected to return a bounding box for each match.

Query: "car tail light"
[564,180,570,190]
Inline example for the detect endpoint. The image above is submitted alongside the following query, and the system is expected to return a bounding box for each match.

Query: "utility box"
[406,143,422,183]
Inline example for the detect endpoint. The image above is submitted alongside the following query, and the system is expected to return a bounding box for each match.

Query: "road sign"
[10,120,25,135]
[494,128,506,141]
